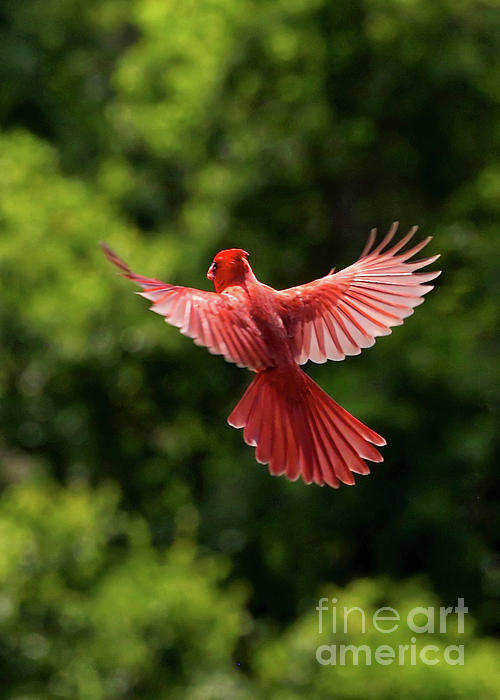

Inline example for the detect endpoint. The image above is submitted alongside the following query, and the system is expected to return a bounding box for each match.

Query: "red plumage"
[101,222,440,487]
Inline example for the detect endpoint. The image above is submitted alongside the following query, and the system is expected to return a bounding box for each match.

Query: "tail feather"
[305,400,340,486]
[268,405,286,476]
[255,382,274,464]
[316,391,380,467]
[313,401,358,484]
[228,366,385,487]
[295,401,315,484]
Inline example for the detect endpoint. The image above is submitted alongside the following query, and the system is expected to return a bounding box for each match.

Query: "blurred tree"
[0,478,251,699]
[254,577,500,699]
[0,0,134,172]
[0,0,499,696]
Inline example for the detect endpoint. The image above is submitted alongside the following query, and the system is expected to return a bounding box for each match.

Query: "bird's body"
[102,223,440,487]
[225,285,293,367]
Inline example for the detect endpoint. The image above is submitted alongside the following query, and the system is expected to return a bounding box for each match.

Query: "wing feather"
[101,243,269,370]
[278,223,440,364]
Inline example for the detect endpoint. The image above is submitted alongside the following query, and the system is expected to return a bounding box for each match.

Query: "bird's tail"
[228,366,386,487]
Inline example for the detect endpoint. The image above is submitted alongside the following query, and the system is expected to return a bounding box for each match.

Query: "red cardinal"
[102,222,440,487]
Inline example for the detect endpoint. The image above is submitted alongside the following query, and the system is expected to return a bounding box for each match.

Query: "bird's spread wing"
[277,223,441,364]
[101,244,269,370]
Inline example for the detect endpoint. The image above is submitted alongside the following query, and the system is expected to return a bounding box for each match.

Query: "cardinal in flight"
[102,222,440,488]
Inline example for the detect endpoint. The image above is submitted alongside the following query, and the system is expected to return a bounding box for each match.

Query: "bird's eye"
[212,262,217,270]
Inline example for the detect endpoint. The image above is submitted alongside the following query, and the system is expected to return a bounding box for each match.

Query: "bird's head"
[207,248,252,293]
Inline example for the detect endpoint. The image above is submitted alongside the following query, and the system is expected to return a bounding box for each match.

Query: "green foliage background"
[0,0,499,697]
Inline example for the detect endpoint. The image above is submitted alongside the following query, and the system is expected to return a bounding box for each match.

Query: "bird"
[101,222,440,488]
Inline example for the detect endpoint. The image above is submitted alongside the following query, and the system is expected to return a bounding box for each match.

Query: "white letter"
[373,607,400,634]
[454,598,468,633]
[331,597,338,633]
[398,644,409,665]
[344,606,366,633]
[420,644,439,665]
[439,606,453,633]
[316,598,328,633]
[339,644,371,666]
[444,644,464,665]
[407,606,435,633]
[316,644,336,665]
[410,637,417,665]
[375,645,395,665]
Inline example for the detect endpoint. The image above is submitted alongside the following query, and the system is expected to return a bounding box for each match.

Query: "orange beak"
[207,262,216,281]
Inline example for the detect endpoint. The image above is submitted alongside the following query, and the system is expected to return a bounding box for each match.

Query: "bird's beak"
[207,262,216,281]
